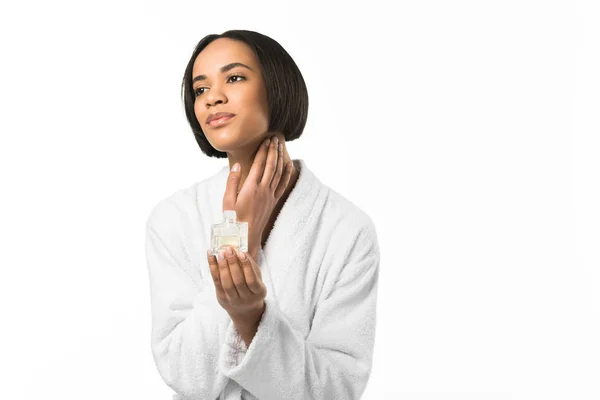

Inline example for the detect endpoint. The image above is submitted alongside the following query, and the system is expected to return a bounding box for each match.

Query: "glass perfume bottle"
[211,210,248,256]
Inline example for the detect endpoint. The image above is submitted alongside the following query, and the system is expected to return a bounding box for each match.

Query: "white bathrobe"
[145,158,380,400]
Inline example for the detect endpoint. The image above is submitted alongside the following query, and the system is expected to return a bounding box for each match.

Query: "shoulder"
[146,186,190,230]
[299,160,376,237]
[323,186,378,241]
[306,181,380,264]
[310,185,380,294]
[146,167,225,235]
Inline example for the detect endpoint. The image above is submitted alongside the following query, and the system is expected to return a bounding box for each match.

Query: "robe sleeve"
[218,224,381,400]
[145,223,230,399]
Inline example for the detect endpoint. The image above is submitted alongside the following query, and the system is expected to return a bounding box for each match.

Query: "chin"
[215,130,264,147]
[207,131,247,151]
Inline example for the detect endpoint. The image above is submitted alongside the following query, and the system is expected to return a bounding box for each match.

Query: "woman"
[145,30,380,400]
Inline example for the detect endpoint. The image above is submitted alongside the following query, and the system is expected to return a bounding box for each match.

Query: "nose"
[204,85,227,108]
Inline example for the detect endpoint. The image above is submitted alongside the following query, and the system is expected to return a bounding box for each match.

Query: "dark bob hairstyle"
[181,30,309,158]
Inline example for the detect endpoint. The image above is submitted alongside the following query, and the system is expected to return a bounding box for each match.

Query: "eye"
[227,74,245,83]
[194,87,206,97]
[194,74,246,98]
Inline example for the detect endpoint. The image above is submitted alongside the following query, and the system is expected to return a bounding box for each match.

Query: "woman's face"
[192,38,270,153]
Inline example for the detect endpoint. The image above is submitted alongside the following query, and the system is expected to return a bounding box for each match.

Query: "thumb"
[223,162,241,211]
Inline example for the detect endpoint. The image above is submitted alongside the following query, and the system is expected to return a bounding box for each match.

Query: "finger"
[217,249,239,299]
[225,247,252,299]
[237,250,265,295]
[260,136,279,187]
[247,137,271,185]
[270,140,284,192]
[222,163,242,212]
[274,161,294,199]
[206,250,225,295]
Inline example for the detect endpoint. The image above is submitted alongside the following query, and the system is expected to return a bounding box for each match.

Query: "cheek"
[193,101,204,126]
[235,91,269,129]
[240,110,269,134]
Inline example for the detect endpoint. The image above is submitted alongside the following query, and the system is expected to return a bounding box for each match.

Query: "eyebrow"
[192,62,253,83]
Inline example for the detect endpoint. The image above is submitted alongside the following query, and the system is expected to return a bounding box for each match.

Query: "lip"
[206,112,236,124]
[208,115,235,127]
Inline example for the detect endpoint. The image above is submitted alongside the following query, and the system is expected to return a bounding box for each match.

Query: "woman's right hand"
[222,133,293,260]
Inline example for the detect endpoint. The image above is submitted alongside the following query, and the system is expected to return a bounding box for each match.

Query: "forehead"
[192,38,257,75]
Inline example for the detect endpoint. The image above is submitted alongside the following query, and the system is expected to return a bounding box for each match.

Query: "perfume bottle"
[211,210,248,256]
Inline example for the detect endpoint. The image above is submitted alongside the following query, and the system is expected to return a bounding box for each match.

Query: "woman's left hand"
[206,246,267,325]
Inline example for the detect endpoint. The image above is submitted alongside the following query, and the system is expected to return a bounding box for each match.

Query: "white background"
[0,0,598,399]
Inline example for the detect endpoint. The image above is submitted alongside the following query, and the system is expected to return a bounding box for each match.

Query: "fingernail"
[239,251,247,261]
[265,138,271,146]
[225,246,233,256]
[217,250,224,261]
[207,249,213,257]
[232,163,240,172]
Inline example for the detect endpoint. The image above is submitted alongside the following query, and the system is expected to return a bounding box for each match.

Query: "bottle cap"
[223,210,237,222]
